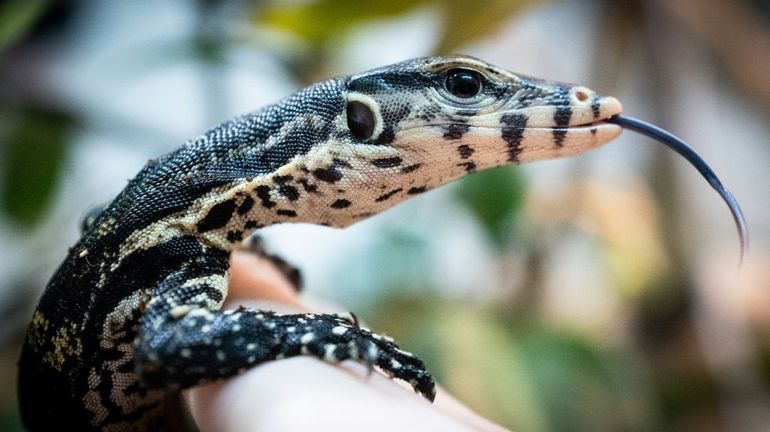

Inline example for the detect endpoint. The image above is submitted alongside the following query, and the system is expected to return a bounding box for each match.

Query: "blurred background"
[0,0,768,430]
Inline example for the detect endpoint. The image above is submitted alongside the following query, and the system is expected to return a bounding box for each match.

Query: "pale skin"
[184,249,510,432]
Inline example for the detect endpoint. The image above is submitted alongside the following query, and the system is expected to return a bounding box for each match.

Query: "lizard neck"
[98,78,350,257]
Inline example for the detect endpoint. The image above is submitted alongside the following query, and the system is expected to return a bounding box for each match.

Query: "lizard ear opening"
[346,100,375,140]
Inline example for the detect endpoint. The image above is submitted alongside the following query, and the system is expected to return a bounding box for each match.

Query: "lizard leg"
[134,262,436,401]
[240,234,303,292]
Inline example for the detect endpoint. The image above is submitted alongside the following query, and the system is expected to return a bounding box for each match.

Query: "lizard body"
[18,56,622,430]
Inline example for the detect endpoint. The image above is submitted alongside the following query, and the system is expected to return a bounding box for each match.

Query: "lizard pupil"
[346,100,375,140]
[445,69,483,98]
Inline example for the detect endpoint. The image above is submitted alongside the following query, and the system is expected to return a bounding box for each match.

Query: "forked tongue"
[606,115,749,264]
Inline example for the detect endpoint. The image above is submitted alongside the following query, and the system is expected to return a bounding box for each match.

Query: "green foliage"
[0,107,72,228]
[452,165,525,250]
[512,328,655,432]
[258,0,534,54]
[434,0,533,54]
[373,296,657,432]
[0,0,49,52]
[0,409,23,432]
[260,0,420,44]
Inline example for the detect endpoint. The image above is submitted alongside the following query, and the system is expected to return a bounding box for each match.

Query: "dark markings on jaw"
[332,158,352,168]
[553,106,572,147]
[591,96,601,119]
[277,209,297,217]
[237,196,255,215]
[197,199,236,232]
[226,230,243,243]
[553,128,568,146]
[244,220,262,229]
[457,145,474,159]
[314,159,348,183]
[443,123,470,140]
[278,185,300,201]
[457,161,476,173]
[375,188,403,202]
[500,113,528,163]
[401,163,421,173]
[590,126,598,135]
[255,185,276,208]
[407,186,427,195]
[273,175,293,184]
[371,157,403,168]
[313,167,343,183]
[330,199,351,209]
[298,178,318,193]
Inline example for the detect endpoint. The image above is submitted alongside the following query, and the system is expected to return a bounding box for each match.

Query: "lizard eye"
[347,100,375,140]
[445,69,483,99]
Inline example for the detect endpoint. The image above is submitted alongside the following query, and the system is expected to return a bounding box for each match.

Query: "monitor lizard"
[19,55,740,431]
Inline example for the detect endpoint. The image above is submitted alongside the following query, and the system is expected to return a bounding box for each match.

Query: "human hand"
[184,250,509,432]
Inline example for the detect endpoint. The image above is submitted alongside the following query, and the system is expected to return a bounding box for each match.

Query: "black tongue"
[607,115,749,264]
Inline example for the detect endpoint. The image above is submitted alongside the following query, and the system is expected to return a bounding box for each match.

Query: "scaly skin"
[18,55,622,431]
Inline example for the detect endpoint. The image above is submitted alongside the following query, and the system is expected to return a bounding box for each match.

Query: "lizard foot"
[276,312,436,401]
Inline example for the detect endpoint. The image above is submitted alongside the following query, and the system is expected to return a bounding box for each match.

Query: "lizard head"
[345,55,623,155]
[193,56,624,243]
[279,55,623,227]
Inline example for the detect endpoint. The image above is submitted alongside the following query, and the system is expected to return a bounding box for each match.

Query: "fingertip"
[228,249,302,307]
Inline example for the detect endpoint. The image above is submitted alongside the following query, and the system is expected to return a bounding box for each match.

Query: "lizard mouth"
[565,119,620,130]
[544,116,624,138]
[545,119,621,134]
[554,94,624,131]
[581,118,611,126]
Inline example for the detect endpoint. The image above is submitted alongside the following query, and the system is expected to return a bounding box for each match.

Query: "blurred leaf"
[453,165,525,250]
[0,341,23,431]
[192,34,227,64]
[259,0,425,44]
[373,297,551,431]
[370,295,445,372]
[0,107,72,227]
[373,296,657,431]
[258,0,534,53]
[514,328,656,432]
[0,0,49,51]
[0,410,22,432]
[436,0,533,54]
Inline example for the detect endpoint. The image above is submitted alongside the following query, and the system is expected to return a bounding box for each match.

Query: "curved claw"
[607,115,749,263]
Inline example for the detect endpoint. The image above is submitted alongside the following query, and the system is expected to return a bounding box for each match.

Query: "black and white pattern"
[18,55,623,431]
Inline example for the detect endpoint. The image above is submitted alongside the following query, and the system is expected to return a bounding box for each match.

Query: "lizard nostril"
[574,89,590,102]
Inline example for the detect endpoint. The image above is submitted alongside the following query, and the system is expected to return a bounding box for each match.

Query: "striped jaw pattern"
[188,55,626,240]
[289,55,623,227]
